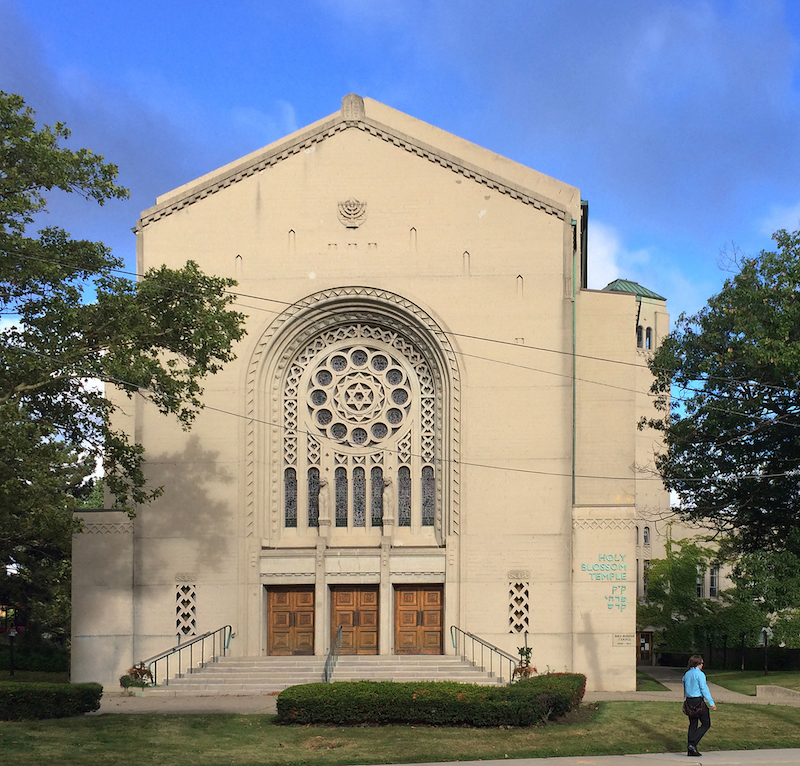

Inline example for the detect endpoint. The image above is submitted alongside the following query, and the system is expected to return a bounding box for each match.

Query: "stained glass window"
[284,468,297,527]
[421,466,435,526]
[353,467,366,526]
[398,466,411,526]
[371,466,383,526]
[335,467,348,527]
[308,467,320,527]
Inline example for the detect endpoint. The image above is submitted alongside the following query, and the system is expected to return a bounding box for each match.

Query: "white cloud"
[760,200,800,236]
[587,221,651,290]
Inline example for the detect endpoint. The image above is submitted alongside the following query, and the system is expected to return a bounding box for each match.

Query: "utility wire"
[7,344,800,485]
[7,250,796,396]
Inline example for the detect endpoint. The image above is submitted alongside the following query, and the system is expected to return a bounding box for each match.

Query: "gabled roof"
[138,94,578,229]
[601,279,666,301]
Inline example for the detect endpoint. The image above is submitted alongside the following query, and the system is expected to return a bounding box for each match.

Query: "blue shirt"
[683,666,715,706]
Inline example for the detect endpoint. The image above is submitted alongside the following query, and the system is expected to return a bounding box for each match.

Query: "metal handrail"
[450,626,518,684]
[143,625,233,686]
[323,626,343,683]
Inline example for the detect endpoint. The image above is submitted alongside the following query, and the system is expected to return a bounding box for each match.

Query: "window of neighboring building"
[643,560,651,597]
[696,566,705,598]
[636,525,639,545]
[645,327,652,350]
[636,325,643,348]
[643,526,650,545]
[709,566,719,598]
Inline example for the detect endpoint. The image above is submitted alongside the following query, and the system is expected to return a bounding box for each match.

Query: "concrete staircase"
[143,654,505,696]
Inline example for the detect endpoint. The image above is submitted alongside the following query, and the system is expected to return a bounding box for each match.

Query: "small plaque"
[175,572,197,582]
[612,634,635,647]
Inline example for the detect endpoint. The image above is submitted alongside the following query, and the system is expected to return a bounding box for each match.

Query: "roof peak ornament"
[341,93,365,119]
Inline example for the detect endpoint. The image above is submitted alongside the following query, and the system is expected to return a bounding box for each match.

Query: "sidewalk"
[367,753,800,765]
[582,665,800,707]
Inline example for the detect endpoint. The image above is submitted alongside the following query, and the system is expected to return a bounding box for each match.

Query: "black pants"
[687,697,711,748]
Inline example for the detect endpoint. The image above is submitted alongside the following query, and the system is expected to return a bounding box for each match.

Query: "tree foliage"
[729,545,800,614]
[0,91,246,636]
[637,536,766,650]
[637,537,712,648]
[646,229,800,557]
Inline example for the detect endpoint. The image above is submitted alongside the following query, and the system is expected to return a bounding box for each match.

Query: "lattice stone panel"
[176,584,197,637]
[509,582,530,633]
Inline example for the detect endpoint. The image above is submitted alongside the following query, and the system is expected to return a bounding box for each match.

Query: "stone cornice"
[136,115,568,230]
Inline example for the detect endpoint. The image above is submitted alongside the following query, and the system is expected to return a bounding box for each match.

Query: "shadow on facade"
[135,435,235,575]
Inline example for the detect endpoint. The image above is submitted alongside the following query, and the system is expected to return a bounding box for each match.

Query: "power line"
[7,344,800,486]
[8,249,795,396]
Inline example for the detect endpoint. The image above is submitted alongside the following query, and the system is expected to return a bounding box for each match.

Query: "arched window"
[645,327,652,350]
[643,526,650,545]
[636,326,643,348]
[282,324,439,536]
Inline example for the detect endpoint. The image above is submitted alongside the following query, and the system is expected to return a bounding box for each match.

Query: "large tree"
[646,229,800,557]
[0,92,245,635]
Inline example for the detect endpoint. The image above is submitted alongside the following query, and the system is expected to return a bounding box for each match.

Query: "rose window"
[307,347,412,447]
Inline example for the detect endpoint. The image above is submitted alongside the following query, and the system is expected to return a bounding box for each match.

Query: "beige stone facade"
[72,95,673,691]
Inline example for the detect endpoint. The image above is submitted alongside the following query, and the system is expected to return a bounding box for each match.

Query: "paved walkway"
[583,665,800,707]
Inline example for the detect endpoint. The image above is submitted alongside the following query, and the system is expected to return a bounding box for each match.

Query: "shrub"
[276,673,585,727]
[0,682,103,720]
[120,664,153,690]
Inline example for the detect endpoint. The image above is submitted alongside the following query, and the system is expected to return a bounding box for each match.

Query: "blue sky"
[3,0,800,320]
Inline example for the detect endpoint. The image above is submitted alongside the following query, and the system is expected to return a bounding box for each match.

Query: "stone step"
[145,654,504,695]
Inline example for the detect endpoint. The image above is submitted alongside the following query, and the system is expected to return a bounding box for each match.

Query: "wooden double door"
[394,585,443,654]
[267,586,314,656]
[331,586,379,654]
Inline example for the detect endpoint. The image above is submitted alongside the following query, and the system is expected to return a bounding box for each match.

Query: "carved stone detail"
[341,93,365,119]
[82,522,133,534]
[245,287,461,542]
[572,519,635,530]
[337,198,367,228]
[137,113,567,230]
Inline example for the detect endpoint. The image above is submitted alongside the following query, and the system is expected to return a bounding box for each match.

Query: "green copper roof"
[601,279,666,301]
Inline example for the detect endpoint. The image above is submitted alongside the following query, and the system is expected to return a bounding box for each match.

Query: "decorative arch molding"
[244,286,461,542]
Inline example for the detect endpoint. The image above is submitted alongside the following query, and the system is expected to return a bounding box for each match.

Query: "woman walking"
[683,655,716,757]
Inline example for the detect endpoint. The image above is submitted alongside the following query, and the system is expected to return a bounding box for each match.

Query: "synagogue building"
[72,95,671,691]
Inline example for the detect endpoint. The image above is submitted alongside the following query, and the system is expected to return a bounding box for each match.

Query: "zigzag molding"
[572,519,635,531]
[82,522,134,534]
[136,115,567,229]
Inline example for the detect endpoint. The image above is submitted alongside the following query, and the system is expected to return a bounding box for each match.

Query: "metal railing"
[450,626,517,684]
[323,625,343,683]
[143,625,233,686]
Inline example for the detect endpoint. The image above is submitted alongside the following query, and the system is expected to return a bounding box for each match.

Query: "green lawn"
[3,702,800,766]
[636,671,670,691]
[704,669,800,696]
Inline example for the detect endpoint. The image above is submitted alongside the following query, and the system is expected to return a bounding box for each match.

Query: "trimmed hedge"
[276,673,586,727]
[0,682,103,720]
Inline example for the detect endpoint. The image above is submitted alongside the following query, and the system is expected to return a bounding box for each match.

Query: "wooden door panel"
[331,586,379,655]
[394,585,443,655]
[267,587,315,656]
